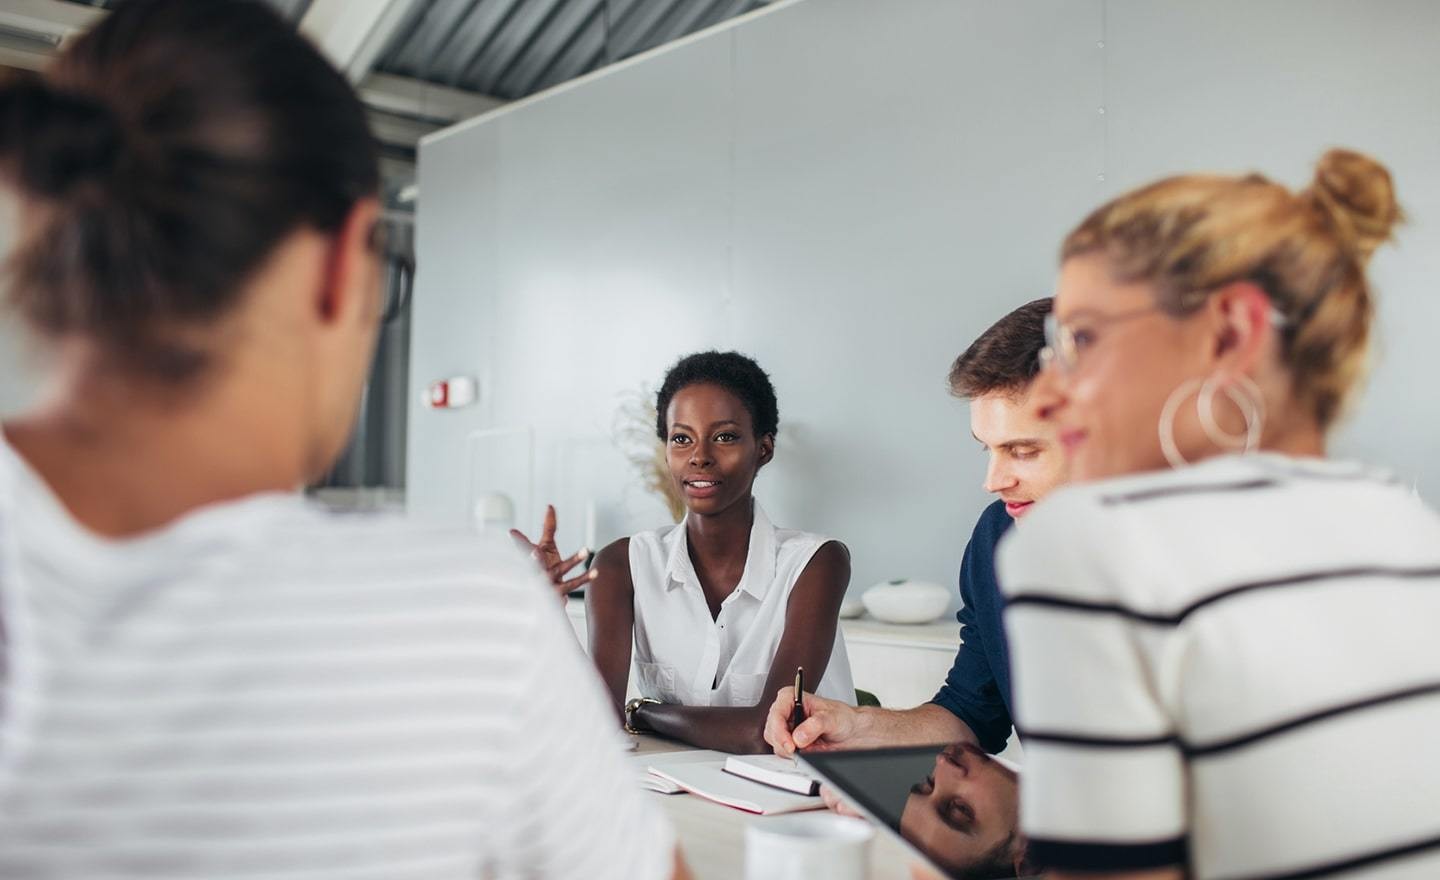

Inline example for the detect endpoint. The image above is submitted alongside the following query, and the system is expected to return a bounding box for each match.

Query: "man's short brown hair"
[948,297,1053,399]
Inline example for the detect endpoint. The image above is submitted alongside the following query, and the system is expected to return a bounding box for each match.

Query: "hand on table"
[819,784,863,818]
[763,686,864,757]
[510,504,596,598]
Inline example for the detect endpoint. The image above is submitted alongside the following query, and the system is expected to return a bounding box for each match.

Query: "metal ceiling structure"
[376,0,769,101]
[0,0,773,494]
[58,0,314,19]
[3,0,775,189]
[49,0,771,100]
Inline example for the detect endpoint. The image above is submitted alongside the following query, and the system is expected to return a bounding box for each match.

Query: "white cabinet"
[840,618,960,709]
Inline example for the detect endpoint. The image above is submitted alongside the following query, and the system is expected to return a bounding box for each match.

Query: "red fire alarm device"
[425,376,477,409]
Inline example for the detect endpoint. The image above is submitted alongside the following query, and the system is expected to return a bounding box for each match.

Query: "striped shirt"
[998,453,1440,880]
[0,438,674,880]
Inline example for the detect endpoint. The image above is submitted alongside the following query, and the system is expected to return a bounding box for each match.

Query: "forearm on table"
[850,702,977,748]
[635,703,770,754]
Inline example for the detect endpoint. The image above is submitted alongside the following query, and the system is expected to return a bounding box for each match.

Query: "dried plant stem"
[614,385,685,523]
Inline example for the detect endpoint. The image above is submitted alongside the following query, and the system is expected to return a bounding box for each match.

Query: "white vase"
[860,579,951,624]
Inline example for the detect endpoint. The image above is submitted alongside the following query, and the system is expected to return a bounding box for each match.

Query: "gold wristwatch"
[624,697,661,734]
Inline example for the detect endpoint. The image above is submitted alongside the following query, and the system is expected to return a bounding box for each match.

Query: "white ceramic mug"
[744,813,874,880]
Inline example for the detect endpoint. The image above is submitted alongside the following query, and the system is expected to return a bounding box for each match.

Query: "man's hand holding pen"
[763,685,863,758]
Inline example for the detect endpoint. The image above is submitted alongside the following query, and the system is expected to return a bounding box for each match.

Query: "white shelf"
[840,615,959,651]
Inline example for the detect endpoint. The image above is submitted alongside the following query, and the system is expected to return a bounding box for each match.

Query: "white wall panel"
[410,0,1440,602]
[0,194,39,417]
[1103,0,1440,496]
[727,0,1102,594]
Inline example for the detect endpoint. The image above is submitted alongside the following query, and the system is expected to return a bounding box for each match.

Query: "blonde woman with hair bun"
[995,150,1440,880]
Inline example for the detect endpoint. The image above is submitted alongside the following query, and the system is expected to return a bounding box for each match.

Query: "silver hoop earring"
[1158,378,1202,469]
[1198,375,1263,454]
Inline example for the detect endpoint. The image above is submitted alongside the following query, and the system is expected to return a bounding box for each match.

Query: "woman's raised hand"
[510,505,597,598]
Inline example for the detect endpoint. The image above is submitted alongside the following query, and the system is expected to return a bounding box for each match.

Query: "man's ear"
[1208,280,1273,376]
[316,197,382,324]
[757,434,775,468]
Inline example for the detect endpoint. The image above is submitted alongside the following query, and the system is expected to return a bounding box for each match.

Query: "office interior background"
[1,0,1437,605]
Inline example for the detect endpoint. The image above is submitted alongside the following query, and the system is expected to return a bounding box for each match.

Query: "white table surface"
[634,736,916,880]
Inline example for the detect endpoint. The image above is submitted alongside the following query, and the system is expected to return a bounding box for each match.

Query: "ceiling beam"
[0,0,101,46]
[359,72,503,124]
[367,108,440,152]
[0,0,502,131]
[299,0,425,83]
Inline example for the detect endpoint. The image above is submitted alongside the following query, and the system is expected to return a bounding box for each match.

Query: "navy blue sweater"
[930,499,1015,754]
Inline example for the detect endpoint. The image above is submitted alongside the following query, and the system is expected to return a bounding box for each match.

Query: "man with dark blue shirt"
[765,298,1064,757]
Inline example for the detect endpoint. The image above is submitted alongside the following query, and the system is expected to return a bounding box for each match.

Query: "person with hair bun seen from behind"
[514,351,855,754]
[0,2,688,878]
[998,150,1440,880]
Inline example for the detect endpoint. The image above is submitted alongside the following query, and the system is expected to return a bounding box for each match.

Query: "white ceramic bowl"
[860,579,951,624]
[838,598,865,619]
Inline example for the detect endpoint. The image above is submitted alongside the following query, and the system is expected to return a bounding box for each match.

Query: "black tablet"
[797,744,1025,879]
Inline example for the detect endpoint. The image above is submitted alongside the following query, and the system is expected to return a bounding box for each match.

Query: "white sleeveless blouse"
[627,503,855,708]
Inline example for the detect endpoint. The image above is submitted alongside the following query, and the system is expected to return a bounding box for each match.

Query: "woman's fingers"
[547,547,591,579]
[539,504,558,545]
[509,529,537,554]
[557,568,599,594]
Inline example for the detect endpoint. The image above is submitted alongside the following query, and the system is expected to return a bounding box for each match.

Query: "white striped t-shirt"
[0,437,674,880]
[998,453,1440,880]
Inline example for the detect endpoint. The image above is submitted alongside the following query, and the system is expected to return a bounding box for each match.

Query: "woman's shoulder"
[770,522,836,548]
[593,535,633,572]
[770,526,848,591]
[771,521,845,565]
[1024,455,1272,525]
[623,523,683,587]
[993,464,1243,605]
[625,521,680,558]
[995,454,1387,608]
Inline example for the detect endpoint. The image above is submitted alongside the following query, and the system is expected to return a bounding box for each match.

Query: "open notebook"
[632,750,824,815]
[632,749,727,794]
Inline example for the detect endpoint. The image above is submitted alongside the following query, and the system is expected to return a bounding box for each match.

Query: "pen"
[791,667,806,732]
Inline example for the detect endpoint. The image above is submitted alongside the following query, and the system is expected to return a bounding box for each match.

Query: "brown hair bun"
[1305,148,1403,264]
[0,77,123,200]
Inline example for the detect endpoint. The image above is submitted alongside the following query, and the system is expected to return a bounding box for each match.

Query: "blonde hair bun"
[1305,148,1403,264]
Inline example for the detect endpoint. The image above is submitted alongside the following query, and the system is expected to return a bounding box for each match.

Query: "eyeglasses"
[1039,306,1160,374]
[1039,304,1291,374]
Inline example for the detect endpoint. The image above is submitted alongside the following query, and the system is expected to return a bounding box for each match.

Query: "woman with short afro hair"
[515,351,855,753]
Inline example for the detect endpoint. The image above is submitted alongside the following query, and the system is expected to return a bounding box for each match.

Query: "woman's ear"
[757,434,775,468]
[316,196,382,324]
[1208,280,1273,376]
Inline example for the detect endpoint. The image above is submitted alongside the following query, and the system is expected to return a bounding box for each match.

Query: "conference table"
[634,735,917,880]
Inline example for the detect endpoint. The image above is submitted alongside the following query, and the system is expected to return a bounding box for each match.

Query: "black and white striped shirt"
[0,439,674,880]
[999,453,1440,880]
